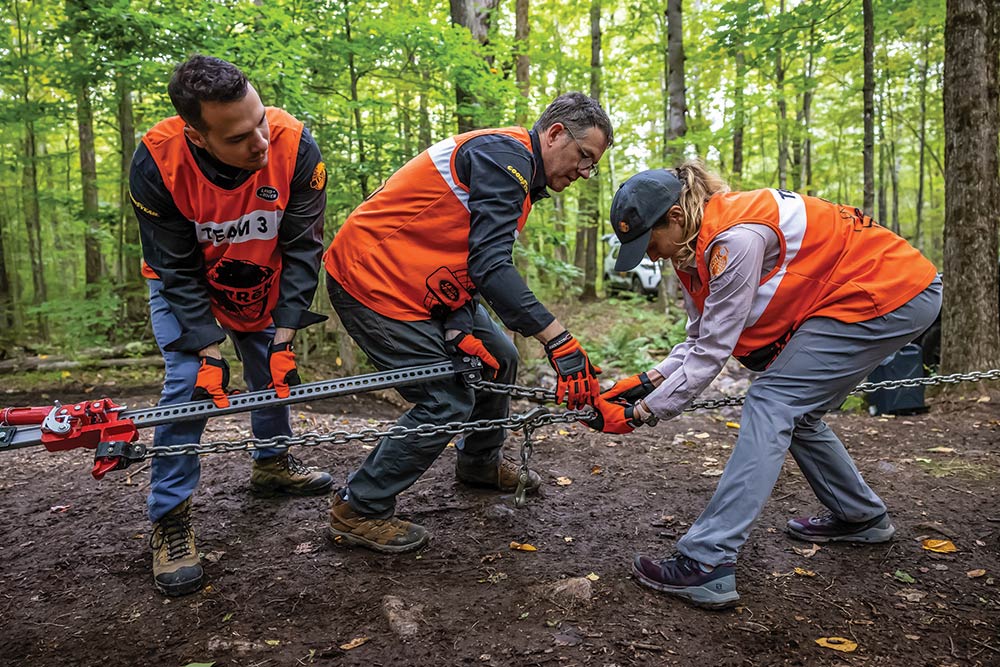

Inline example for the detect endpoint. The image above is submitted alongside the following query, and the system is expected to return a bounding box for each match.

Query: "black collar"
[528,129,550,203]
[186,139,253,190]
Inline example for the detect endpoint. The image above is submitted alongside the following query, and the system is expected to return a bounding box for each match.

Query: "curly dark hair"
[534,92,614,147]
[167,55,249,131]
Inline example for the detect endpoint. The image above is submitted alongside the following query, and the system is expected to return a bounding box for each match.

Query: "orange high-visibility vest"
[324,127,535,320]
[141,108,303,332]
[679,189,937,357]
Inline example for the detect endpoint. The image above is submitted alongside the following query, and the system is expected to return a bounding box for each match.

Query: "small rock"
[382,595,423,638]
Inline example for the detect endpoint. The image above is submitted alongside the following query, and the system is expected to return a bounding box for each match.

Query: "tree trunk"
[775,0,788,189]
[941,0,1000,374]
[344,8,369,197]
[76,81,102,291]
[451,0,500,133]
[418,69,432,152]
[578,0,602,301]
[732,50,745,188]
[915,33,931,249]
[665,0,686,161]
[862,0,875,213]
[515,0,530,126]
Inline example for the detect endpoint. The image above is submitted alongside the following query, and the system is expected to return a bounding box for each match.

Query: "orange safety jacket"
[678,189,938,358]
[324,127,535,320]
[140,108,303,332]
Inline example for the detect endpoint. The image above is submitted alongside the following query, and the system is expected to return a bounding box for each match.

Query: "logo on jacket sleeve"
[256,186,279,201]
[618,220,630,233]
[507,165,528,193]
[709,244,729,278]
[311,162,327,190]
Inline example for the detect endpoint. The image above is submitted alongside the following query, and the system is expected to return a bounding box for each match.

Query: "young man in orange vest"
[592,162,940,608]
[324,93,613,552]
[130,56,333,596]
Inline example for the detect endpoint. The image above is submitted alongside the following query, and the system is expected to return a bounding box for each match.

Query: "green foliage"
[585,301,688,374]
[27,287,123,349]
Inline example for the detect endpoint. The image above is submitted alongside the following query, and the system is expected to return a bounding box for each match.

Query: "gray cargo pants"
[677,278,942,566]
[327,274,518,518]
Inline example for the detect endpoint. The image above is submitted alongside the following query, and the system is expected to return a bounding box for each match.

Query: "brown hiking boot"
[250,452,334,496]
[150,498,203,597]
[456,457,541,493]
[328,494,429,553]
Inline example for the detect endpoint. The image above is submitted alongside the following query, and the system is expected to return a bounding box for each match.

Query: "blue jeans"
[147,280,290,522]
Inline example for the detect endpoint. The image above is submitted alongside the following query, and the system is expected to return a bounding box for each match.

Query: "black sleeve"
[129,143,226,353]
[460,136,556,337]
[272,126,328,330]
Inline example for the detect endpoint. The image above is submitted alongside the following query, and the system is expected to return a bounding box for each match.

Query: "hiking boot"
[786,511,895,543]
[328,493,429,554]
[250,452,334,496]
[456,457,541,493]
[632,553,739,609]
[150,498,203,597]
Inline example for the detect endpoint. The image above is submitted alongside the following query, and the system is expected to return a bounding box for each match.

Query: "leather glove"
[192,357,231,408]
[580,397,643,434]
[544,331,601,410]
[601,371,656,403]
[446,332,500,379]
[268,341,301,398]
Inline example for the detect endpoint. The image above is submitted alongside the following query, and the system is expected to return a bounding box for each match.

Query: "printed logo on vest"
[195,210,282,247]
[256,186,279,201]
[206,258,277,323]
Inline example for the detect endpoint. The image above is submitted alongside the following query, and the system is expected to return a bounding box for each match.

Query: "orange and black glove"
[580,397,644,434]
[544,331,601,410]
[446,332,500,379]
[268,341,301,398]
[601,371,656,403]
[192,356,231,408]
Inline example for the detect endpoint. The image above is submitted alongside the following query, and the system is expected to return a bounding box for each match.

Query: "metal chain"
[142,368,1000,460]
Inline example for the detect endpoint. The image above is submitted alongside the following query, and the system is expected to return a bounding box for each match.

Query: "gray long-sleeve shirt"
[644,224,780,419]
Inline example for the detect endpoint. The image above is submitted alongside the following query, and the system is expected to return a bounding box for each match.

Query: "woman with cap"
[584,160,940,608]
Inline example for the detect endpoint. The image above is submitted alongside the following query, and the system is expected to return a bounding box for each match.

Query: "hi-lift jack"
[0,399,140,479]
[0,359,481,480]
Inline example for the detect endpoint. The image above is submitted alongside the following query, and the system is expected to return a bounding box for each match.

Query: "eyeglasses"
[564,126,600,176]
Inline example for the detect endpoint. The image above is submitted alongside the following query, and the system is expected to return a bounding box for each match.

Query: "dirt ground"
[0,376,998,667]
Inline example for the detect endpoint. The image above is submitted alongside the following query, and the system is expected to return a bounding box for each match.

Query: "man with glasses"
[322,92,613,553]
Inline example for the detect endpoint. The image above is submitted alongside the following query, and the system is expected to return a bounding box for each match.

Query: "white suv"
[603,236,662,298]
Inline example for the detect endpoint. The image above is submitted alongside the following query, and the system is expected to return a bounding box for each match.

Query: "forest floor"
[1,361,998,667]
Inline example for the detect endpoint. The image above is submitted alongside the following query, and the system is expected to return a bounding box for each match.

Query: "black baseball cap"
[609,169,683,271]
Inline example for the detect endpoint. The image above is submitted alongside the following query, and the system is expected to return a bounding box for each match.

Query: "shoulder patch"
[506,165,529,193]
[709,244,729,278]
[129,191,160,218]
[310,161,327,190]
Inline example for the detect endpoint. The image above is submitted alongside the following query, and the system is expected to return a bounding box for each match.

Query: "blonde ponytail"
[671,159,729,267]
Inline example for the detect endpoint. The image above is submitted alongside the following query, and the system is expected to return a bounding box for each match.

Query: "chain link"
[143,369,1000,460]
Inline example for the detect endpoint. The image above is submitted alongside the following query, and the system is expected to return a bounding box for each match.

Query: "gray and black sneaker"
[786,511,895,543]
[632,553,739,609]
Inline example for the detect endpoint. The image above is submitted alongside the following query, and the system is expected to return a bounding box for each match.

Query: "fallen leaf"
[725,421,740,429]
[701,468,724,477]
[896,590,926,602]
[922,539,958,553]
[555,477,573,486]
[294,541,317,554]
[894,570,916,584]
[563,536,574,543]
[694,432,711,439]
[585,572,600,581]
[794,567,816,577]
[926,446,956,453]
[264,639,280,646]
[591,466,603,475]
[49,505,72,513]
[222,612,233,622]
[905,634,921,641]
[558,430,569,436]
[793,544,821,558]
[182,663,215,667]
[815,637,857,653]
[510,541,538,552]
[967,569,987,578]
[60,371,71,379]
[977,395,990,403]
[340,637,369,650]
